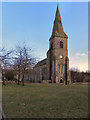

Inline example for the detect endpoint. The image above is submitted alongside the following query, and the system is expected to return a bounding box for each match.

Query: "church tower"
[47,4,71,84]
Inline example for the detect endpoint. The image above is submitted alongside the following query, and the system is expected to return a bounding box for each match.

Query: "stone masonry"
[33,5,71,84]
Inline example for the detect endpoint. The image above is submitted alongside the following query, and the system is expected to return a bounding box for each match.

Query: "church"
[33,5,71,84]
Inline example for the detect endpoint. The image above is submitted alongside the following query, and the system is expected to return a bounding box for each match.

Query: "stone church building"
[33,5,71,84]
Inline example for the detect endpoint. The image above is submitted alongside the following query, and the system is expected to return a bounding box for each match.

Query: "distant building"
[33,5,71,84]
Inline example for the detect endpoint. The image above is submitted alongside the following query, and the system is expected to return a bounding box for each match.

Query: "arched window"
[58,64,63,74]
[60,41,63,48]
[58,64,60,73]
[60,64,63,74]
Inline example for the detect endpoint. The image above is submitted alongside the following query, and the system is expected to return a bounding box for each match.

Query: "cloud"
[76,53,80,56]
[81,53,86,56]
[75,52,86,56]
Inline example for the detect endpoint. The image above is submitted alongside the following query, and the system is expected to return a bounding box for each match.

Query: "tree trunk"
[2,76,6,85]
[22,75,24,86]
[17,70,20,85]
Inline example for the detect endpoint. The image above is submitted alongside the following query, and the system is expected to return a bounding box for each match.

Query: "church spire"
[51,4,68,39]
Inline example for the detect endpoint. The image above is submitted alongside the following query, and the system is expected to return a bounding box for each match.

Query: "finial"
[56,3,59,12]
[57,3,59,8]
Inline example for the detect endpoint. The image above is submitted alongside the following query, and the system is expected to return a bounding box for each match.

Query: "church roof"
[34,58,47,68]
[50,4,68,39]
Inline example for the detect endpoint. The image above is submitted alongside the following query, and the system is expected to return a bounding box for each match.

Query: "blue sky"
[2,2,88,71]
[89,2,90,71]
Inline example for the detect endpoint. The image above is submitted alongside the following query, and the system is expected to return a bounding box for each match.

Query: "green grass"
[2,83,88,118]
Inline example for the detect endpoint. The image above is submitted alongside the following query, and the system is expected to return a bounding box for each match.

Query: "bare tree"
[0,48,12,85]
[13,44,37,86]
[0,43,37,86]
[70,67,90,83]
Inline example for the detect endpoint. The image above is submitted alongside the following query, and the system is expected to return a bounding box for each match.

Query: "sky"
[88,1,90,71]
[1,0,89,2]
[2,2,88,72]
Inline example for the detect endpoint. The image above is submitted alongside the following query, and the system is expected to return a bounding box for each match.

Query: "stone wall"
[33,64,47,82]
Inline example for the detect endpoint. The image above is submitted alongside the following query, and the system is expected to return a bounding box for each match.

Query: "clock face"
[60,55,63,58]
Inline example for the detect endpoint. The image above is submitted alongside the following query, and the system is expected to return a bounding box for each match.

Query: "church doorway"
[60,79,63,83]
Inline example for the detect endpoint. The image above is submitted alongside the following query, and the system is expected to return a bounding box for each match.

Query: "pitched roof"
[50,4,68,39]
[34,58,47,68]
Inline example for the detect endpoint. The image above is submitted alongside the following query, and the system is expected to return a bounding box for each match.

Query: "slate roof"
[34,58,47,68]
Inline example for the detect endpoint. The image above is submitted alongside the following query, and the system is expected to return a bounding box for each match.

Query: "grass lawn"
[2,83,88,118]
